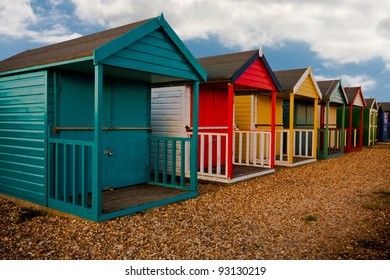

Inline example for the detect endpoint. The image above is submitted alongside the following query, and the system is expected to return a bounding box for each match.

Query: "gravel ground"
[1,146,389,260]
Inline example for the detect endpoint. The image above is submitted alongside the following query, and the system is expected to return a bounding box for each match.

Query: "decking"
[102,184,189,214]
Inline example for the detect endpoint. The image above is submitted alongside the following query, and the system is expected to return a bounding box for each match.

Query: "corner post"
[92,64,103,221]
[270,91,276,168]
[323,101,329,158]
[340,104,345,154]
[190,81,199,192]
[289,93,294,164]
[347,104,353,152]
[227,83,234,178]
[359,106,364,150]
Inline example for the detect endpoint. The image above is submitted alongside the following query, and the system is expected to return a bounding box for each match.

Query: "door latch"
[104,149,114,156]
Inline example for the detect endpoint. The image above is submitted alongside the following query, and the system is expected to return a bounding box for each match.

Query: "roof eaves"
[0,56,93,77]
[261,52,282,92]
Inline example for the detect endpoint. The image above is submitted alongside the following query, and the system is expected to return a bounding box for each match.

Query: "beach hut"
[152,49,281,183]
[363,98,378,146]
[338,87,366,152]
[0,14,206,222]
[378,102,390,142]
[316,80,348,159]
[273,67,322,166]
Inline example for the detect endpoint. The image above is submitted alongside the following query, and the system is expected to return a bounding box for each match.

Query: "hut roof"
[0,14,206,82]
[273,68,308,92]
[197,49,281,91]
[273,67,322,99]
[379,102,390,112]
[344,87,366,107]
[365,98,378,109]
[0,19,152,73]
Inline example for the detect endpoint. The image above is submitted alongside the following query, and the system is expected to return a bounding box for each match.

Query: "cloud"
[0,0,37,38]
[0,0,81,44]
[69,0,390,69]
[315,74,377,92]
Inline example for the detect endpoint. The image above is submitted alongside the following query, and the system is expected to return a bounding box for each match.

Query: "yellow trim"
[313,98,318,158]
[289,92,294,164]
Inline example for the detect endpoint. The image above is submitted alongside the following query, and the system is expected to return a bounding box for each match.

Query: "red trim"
[359,107,364,149]
[347,104,353,152]
[235,59,278,91]
[227,83,234,179]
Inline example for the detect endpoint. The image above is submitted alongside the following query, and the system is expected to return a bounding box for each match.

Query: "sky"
[0,0,389,102]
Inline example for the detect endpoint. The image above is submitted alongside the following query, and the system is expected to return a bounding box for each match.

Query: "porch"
[317,127,344,159]
[274,129,316,166]
[344,127,363,152]
[48,135,197,221]
[191,130,274,183]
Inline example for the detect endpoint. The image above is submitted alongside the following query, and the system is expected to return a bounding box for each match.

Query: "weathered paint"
[0,71,47,205]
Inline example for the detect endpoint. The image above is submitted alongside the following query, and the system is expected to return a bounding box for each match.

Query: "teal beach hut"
[0,15,206,221]
[316,79,348,159]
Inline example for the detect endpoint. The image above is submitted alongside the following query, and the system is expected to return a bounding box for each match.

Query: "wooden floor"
[232,165,271,178]
[275,155,316,166]
[102,184,188,214]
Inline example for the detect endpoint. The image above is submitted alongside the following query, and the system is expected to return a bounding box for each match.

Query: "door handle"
[104,150,114,156]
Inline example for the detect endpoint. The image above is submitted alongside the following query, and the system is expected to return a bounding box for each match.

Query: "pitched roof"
[379,102,390,112]
[317,80,339,100]
[273,68,308,92]
[0,18,152,73]
[344,87,366,107]
[0,14,207,82]
[365,98,377,109]
[198,50,258,81]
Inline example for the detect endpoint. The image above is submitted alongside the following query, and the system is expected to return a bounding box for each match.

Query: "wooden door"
[103,79,150,189]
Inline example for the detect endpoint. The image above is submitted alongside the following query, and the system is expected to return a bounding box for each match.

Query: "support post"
[92,64,103,221]
[359,106,364,150]
[190,81,199,192]
[227,83,234,178]
[289,93,294,164]
[340,104,345,154]
[313,98,319,159]
[347,104,353,152]
[270,91,276,168]
[323,101,329,158]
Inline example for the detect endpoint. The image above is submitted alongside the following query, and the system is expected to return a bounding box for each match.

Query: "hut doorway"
[102,79,150,189]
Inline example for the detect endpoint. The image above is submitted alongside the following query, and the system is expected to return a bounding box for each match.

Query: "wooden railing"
[275,129,290,164]
[293,129,314,157]
[233,130,272,168]
[48,138,93,211]
[318,128,342,154]
[275,129,314,165]
[345,128,361,147]
[149,136,191,189]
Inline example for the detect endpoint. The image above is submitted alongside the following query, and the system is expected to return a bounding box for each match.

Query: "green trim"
[94,14,206,82]
[159,15,207,81]
[190,81,199,192]
[0,57,93,77]
[92,64,103,220]
[94,18,160,64]
[340,104,345,153]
